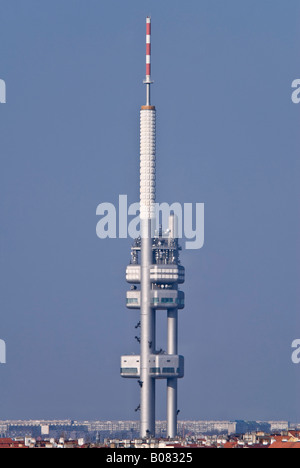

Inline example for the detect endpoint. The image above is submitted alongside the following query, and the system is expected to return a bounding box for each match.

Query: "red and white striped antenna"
[144,16,153,105]
[146,16,151,82]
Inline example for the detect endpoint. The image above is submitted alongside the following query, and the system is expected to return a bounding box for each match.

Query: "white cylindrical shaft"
[167,378,178,439]
[140,108,156,221]
[167,309,178,438]
[140,219,155,437]
[167,309,178,355]
[168,213,178,239]
[140,105,156,438]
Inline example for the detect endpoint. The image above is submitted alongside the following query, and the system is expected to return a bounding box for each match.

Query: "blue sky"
[0,0,300,422]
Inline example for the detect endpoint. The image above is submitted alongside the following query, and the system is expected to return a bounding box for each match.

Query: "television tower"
[121,17,185,439]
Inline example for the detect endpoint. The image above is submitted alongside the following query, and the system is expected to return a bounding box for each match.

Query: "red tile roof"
[223,441,238,448]
[269,441,300,449]
[0,438,13,444]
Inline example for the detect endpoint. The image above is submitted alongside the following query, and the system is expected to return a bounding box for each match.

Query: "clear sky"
[0,0,300,423]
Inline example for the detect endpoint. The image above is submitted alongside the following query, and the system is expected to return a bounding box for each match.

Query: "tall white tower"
[121,17,185,439]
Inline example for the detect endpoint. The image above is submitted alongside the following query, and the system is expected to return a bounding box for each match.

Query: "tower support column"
[167,378,178,438]
[140,218,155,438]
[167,308,178,438]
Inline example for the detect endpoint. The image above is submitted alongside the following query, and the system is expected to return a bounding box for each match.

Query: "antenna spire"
[144,16,153,105]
